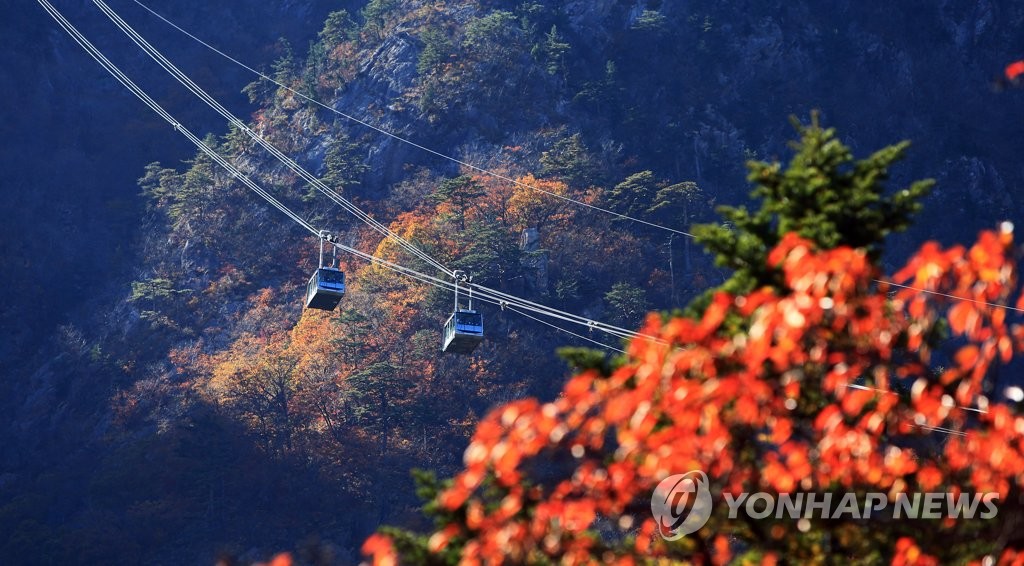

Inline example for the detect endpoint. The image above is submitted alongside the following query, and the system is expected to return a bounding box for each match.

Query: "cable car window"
[319,268,345,284]
[456,312,482,329]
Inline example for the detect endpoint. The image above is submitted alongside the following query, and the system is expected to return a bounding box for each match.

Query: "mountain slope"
[3,0,1024,563]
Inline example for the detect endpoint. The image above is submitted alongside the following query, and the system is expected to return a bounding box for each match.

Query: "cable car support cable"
[127,0,694,238]
[44,0,662,346]
[37,0,990,432]
[110,0,1024,319]
[91,0,662,344]
[93,0,452,279]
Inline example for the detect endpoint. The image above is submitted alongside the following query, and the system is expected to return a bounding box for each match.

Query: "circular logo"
[650,470,713,540]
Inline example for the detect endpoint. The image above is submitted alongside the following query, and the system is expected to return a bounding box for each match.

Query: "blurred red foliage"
[365,226,1024,564]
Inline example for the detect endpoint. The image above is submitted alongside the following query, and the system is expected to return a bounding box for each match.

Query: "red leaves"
[916,465,944,491]
[427,524,462,553]
[840,388,876,416]
[955,344,980,370]
[361,534,397,566]
[560,500,597,533]
[948,301,979,335]
[893,537,939,566]
[696,291,732,339]
[370,228,1024,564]
[1006,60,1024,82]
[264,553,293,566]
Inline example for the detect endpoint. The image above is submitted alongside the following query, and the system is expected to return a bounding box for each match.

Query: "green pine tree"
[319,10,357,46]
[313,131,369,200]
[430,175,485,231]
[417,27,454,76]
[693,112,934,298]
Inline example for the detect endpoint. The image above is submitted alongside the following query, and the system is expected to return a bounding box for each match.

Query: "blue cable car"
[443,309,483,354]
[305,232,345,311]
[442,270,484,354]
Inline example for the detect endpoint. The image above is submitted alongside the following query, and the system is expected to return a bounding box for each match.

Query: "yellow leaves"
[506,174,572,230]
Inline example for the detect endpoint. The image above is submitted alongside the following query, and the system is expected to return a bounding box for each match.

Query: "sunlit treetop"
[694,112,935,298]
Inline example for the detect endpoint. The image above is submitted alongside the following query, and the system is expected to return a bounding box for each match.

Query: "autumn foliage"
[364,223,1024,564]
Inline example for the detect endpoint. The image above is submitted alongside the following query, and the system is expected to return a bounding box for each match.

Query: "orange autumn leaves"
[365,226,1024,564]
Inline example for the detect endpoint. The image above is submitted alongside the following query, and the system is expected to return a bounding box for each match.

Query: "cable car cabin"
[305,267,346,310]
[442,309,484,354]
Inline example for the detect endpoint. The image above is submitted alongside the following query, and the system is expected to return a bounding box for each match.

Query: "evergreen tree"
[271,38,298,86]
[648,180,711,278]
[430,175,485,231]
[542,25,570,78]
[539,133,601,188]
[243,38,298,105]
[631,9,668,34]
[302,39,328,100]
[605,170,660,220]
[417,27,453,76]
[456,219,521,287]
[694,113,934,297]
[346,361,407,461]
[137,162,180,208]
[462,11,522,66]
[604,282,648,327]
[168,136,219,235]
[318,9,357,46]
[362,118,1020,566]
[314,131,369,200]
[361,0,400,42]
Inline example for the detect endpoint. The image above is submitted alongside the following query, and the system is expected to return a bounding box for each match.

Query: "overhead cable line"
[128,0,694,238]
[44,0,659,345]
[877,279,1024,314]
[94,0,663,345]
[37,1,980,435]
[504,305,627,354]
[333,239,646,343]
[50,0,1016,373]
[332,241,626,353]
[35,0,318,241]
[124,0,1023,320]
[94,0,452,278]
